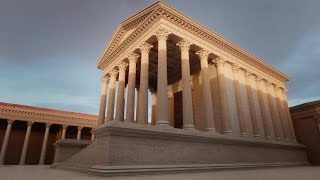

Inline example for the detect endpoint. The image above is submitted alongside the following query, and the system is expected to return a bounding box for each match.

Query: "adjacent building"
[0,102,97,165]
[290,100,320,165]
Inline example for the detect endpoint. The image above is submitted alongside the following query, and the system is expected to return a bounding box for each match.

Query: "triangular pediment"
[96,0,290,82]
[96,1,160,68]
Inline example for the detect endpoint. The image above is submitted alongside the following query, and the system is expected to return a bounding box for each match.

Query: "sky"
[0,0,319,115]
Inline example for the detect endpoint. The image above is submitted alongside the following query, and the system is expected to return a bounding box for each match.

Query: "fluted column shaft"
[155,28,170,126]
[115,62,128,121]
[215,58,232,134]
[19,121,33,165]
[106,71,118,121]
[151,90,157,125]
[196,49,216,131]
[281,89,296,141]
[245,72,265,137]
[0,119,14,165]
[177,39,195,129]
[39,123,51,165]
[138,42,153,124]
[267,83,284,139]
[61,125,68,139]
[77,126,82,140]
[232,65,247,135]
[125,53,139,123]
[135,87,140,122]
[275,87,290,140]
[98,77,109,126]
[257,78,275,139]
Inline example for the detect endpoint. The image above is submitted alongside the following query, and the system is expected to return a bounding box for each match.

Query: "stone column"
[256,78,275,139]
[168,90,175,127]
[61,125,68,139]
[98,76,109,126]
[115,62,128,121]
[77,126,82,140]
[215,57,232,134]
[281,89,296,141]
[196,49,216,132]
[19,121,33,165]
[232,65,247,136]
[0,119,14,165]
[135,87,140,122]
[245,71,265,137]
[275,86,290,140]
[138,42,153,124]
[151,89,157,125]
[106,70,118,122]
[125,53,139,123]
[176,39,195,129]
[267,83,284,140]
[39,123,51,165]
[91,128,95,141]
[155,28,170,126]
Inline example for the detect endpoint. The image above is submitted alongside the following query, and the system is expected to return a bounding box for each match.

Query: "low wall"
[52,139,91,166]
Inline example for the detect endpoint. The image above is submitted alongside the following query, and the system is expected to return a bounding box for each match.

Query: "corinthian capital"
[232,64,240,73]
[109,69,118,78]
[155,27,171,41]
[101,75,110,83]
[139,42,153,53]
[128,53,139,64]
[214,57,226,67]
[244,70,252,78]
[118,62,128,72]
[176,39,192,52]
[196,49,210,61]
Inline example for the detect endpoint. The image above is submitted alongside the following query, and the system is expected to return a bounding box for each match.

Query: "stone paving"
[0,165,319,180]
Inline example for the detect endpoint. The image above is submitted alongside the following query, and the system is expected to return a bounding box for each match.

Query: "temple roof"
[96,0,290,82]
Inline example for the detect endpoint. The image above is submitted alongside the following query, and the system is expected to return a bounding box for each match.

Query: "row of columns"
[97,27,295,142]
[0,120,94,165]
[214,57,295,140]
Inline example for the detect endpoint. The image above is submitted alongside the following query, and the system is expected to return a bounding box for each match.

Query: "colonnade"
[0,120,94,165]
[97,27,296,142]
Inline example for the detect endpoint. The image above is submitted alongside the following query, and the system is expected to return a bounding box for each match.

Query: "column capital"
[45,123,52,128]
[62,124,68,129]
[109,69,118,78]
[128,53,139,64]
[244,70,252,78]
[176,39,192,52]
[27,121,34,126]
[118,62,128,72]
[139,42,153,53]
[214,57,226,67]
[7,119,14,125]
[155,27,171,41]
[232,64,240,73]
[77,126,83,131]
[256,76,264,82]
[101,75,110,83]
[196,49,210,61]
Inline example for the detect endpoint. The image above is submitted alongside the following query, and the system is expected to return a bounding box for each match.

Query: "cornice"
[97,1,290,82]
[0,102,98,128]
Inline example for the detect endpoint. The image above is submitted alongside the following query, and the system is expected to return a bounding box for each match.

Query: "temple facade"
[95,1,295,141]
[53,1,307,176]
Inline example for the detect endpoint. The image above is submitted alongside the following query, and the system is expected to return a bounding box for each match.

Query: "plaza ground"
[0,165,319,180]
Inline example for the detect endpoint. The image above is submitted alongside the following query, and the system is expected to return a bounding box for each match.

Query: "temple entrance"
[173,91,183,129]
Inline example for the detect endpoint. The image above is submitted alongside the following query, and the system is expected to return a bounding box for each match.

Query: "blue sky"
[0,0,319,115]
